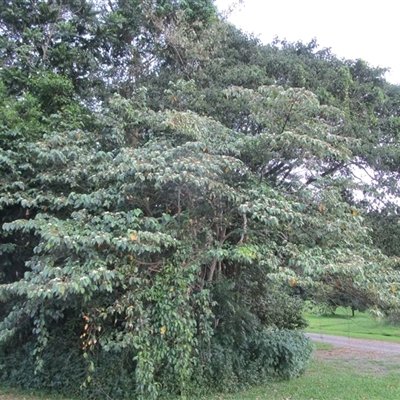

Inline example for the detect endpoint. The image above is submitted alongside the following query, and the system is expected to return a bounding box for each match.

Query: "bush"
[0,327,312,399]
[255,289,308,329]
[0,336,136,399]
[200,329,313,393]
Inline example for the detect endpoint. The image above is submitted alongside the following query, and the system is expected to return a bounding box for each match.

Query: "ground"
[309,332,400,375]
[308,333,400,356]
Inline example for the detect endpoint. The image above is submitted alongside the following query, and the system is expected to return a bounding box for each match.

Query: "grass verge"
[306,307,400,343]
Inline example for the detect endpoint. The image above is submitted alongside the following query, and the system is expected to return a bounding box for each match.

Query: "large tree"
[1,1,400,398]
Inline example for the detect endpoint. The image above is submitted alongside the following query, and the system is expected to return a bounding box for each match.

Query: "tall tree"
[1,3,400,399]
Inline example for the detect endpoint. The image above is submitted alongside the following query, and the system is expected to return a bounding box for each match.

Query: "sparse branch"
[238,212,247,244]
[303,161,346,186]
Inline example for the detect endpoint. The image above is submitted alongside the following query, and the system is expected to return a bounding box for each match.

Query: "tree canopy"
[1,1,400,398]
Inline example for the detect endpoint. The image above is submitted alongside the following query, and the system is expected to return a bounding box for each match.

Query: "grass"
[312,340,335,350]
[305,306,400,343]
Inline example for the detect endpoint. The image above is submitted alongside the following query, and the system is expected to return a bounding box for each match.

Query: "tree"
[1,2,400,398]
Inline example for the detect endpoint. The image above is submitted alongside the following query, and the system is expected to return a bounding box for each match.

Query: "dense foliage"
[1,0,400,398]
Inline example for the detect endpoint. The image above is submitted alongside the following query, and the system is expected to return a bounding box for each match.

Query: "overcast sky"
[214,0,400,85]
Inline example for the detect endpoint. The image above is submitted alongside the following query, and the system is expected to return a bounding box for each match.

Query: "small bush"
[200,329,313,393]
[255,290,308,329]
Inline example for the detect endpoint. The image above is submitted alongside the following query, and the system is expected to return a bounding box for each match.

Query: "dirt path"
[307,333,400,356]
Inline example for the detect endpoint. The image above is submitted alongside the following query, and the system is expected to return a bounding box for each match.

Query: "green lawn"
[306,307,400,343]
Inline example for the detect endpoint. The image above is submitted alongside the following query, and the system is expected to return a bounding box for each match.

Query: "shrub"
[199,329,313,393]
[0,327,312,399]
[255,289,308,329]
[0,336,136,399]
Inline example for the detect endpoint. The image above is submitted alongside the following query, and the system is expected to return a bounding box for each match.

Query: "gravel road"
[307,332,400,356]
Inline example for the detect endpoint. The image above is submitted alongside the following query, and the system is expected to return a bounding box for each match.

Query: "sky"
[214,0,400,85]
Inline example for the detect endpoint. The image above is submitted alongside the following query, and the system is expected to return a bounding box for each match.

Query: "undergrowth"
[0,329,312,399]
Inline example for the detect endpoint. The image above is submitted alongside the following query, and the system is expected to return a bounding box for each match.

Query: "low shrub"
[0,328,312,399]
[199,329,313,393]
[0,337,136,399]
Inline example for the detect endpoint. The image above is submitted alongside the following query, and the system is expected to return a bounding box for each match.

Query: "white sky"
[214,0,400,85]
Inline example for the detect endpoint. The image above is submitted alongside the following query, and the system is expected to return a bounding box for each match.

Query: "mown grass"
[306,306,400,343]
